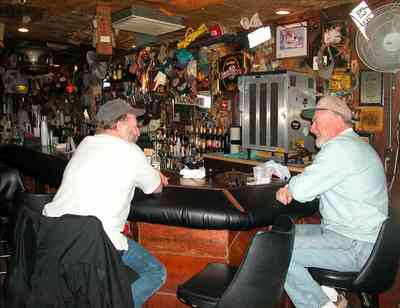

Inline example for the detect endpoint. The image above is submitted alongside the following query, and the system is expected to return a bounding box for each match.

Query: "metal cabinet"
[238,71,316,154]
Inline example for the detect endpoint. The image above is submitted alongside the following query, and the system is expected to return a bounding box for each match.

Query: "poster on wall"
[276,22,308,59]
[219,54,244,92]
[321,20,351,68]
[360,70,383,105]
[354,106,384,133]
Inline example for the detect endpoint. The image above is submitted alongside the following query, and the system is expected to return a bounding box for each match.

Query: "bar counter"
[0,144,318,307]
[0,144,317,230]
[203,152,308,174]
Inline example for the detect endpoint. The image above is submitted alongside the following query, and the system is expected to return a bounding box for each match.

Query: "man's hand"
[153,172,169,194]
[160,172,169,186]
[276,184,293,205]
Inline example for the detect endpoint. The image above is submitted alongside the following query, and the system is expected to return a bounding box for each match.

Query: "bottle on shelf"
[40,116,49,146]
[151,147,161,170]
[211,127,217,152]
[229,126,241,154]
[217,128,224,152]
[223,129,230,154]
[206,127,212,153]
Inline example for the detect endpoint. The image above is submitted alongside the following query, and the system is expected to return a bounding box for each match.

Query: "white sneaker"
[321,285,338,302]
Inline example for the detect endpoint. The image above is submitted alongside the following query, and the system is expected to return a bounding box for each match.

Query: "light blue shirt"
[289,128,388,243]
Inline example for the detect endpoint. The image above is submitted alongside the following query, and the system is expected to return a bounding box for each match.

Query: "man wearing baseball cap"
[276,96,388,308]
[43,98,168,307]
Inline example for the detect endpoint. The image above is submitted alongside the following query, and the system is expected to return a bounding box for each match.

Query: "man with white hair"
[276,96,388,308]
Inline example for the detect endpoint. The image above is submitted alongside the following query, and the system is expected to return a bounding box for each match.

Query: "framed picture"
[322,20,351,68]
[360,70,383,105]
[354,106,384,133]
[276,22,308,59]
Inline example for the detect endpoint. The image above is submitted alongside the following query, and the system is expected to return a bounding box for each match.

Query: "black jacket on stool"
[7,206,135,308]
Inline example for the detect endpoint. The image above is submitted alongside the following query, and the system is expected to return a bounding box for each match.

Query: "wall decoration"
[329,69,353,92]
[276,22,308,59]
[354,106,384,133]
[219,54,244,92]
[0,23,4,48]
[322,20,351,68]
[360,70,383,105]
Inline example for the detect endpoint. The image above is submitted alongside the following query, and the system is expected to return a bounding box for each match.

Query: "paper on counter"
[262,160,291,181]
[179,166,206,179]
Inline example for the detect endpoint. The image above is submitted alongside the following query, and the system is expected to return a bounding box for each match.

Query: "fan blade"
[392,18,400,33]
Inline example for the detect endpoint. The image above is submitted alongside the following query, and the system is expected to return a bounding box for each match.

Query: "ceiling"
[0,0,360,50]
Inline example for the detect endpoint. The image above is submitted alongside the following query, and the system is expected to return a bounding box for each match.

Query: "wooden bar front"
[141,223,260,308]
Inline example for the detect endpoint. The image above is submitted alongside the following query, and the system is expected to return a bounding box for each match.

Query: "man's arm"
[152,172,169,194]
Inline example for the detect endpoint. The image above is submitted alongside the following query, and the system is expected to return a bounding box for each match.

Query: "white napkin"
[179,166,206,179]
[262,160,291,181]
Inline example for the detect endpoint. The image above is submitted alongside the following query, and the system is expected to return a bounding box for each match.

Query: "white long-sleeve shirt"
[43,134,161,250]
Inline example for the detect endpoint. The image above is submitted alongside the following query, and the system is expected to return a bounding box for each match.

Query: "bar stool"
[0,239,11,308]
[1,191,54,307]
[308,216,400,308]
[0,165,24,241]
[13,191,55,215]
[177,215,295,308]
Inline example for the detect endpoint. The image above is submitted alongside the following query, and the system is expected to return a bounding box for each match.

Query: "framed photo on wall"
[321,20,351,68]
[276,22,308,59]
[354,106,384,133]
[360,70,383,105]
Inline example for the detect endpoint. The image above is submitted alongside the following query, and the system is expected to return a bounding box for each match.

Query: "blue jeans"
[284,224,374,308]
[121,239,167,308]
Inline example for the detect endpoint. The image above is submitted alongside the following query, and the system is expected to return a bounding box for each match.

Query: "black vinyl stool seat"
[14,191,55,215]
[308,216,400,308]
[0,240,11,275]
[177,215,295,308]
[1,191,54,307]
[0,165,24,243]
[0,240,11,308]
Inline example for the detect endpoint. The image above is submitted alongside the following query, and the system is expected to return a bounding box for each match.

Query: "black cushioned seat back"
[14,191,55,215]
[0,165,23,217]
[217,215,295,308]
[353,216,400,293]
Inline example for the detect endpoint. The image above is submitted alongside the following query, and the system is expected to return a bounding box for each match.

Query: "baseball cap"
[301,96,352,122]
[96,99,145,126]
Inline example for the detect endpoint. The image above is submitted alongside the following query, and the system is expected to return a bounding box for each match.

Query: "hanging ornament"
[66,82,75,94]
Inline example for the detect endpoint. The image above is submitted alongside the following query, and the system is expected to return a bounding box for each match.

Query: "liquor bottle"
[230,126,241,154]
[206,128,212,153]
[112,64,118,80]
[117,63,123,80]
[40,116,49,146]
[151,149,161,170]
[223,129,230,154]
[199,126,205,154]
[211,127,216,152]
[193,125,198,150]
[217,128,224,152]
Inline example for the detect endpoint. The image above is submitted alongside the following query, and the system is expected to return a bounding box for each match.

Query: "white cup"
[253,166,274,184]
[253,166,264,184]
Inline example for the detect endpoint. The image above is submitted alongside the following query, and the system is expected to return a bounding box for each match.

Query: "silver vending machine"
[238,71,316,154]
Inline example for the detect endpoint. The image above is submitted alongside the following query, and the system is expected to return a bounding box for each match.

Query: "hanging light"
[18,15,31,33]
[17,26,30,33]
[275,9,291,15]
